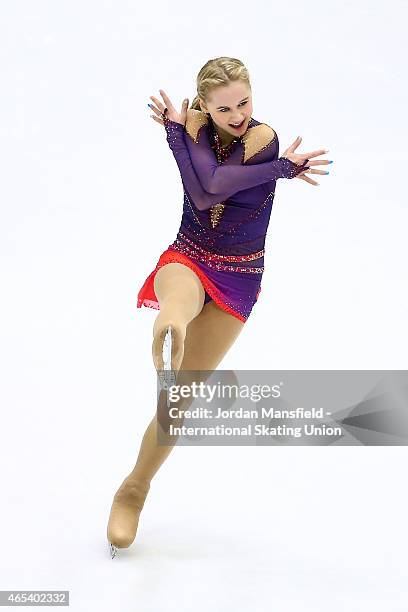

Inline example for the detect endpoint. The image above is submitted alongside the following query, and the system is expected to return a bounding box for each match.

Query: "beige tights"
[107,263,245,549]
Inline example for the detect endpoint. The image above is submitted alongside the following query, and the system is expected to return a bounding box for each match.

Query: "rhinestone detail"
[167,233,264,273]
[169,242,264,273]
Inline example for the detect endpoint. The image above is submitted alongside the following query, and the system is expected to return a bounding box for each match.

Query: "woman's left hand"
[284,136,331,186]
[148,89,188,127]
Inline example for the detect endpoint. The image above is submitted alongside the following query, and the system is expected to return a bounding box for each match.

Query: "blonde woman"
[107,57,331,557]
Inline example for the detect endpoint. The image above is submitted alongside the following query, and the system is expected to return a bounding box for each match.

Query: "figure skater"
[106,57,331,557]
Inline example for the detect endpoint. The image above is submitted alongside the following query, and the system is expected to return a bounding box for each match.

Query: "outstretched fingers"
[148,96,165,124]
[306,158,331,167]
[296,167,320,185]
[159,89,175,113]
[298,173,320,186]
[149,95,166,115]
[305,163,331,172]
[296,161,332,186]
[287,136,302,152]
[151,114,164,126]
[288,136,330,159]
[303,148,329,159]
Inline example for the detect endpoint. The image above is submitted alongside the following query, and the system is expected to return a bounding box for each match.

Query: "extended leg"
[107,299,245,555]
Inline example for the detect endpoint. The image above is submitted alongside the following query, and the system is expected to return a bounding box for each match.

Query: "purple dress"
[137,109,308,322]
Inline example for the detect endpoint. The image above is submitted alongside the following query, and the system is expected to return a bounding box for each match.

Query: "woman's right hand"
[282,136,332,186]
[148,89,189,127]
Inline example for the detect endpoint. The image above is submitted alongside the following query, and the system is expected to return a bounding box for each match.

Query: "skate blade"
[109,542,118,559]
[159,326,177,407]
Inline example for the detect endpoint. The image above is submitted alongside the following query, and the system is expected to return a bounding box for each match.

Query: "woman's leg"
[130,299,245,482]
[152,262,206,373]
[107,275,245,551]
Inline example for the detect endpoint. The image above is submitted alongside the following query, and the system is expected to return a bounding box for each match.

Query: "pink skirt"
[137,247,262,323]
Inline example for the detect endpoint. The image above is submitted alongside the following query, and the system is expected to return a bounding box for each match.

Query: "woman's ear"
[199,99,207,113]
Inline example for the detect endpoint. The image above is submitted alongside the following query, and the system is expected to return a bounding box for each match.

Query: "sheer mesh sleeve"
[163,116,308,211]
[162,118,232,211]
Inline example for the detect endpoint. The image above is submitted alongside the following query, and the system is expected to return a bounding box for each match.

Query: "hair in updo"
[190,57,251,111]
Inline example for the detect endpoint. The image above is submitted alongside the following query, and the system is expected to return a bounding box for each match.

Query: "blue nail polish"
[329,160,333,164]
[325,171,330,174]
[147,103,151,108]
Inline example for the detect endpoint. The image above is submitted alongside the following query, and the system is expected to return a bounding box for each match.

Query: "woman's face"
[199,81,253,142]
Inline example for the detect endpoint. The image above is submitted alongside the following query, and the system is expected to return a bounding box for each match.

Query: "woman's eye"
[220,101,248,112]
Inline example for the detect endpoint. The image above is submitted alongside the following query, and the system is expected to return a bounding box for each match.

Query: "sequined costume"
[137,109,308,322]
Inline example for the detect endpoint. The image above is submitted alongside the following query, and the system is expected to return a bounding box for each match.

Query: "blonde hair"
[190,57,251,111]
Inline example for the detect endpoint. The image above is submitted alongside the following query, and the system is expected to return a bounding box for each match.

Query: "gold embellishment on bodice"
[184,110,276,228]
[209,203,225,228]
[241,123,277,163]
[185,109,209,142]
